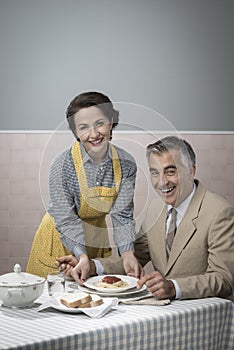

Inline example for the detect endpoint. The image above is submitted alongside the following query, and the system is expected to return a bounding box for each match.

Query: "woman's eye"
[79,125,88,131]
[95,121,104,127]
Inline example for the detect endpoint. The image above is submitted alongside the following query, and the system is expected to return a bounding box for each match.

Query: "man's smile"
[159,185,176,194]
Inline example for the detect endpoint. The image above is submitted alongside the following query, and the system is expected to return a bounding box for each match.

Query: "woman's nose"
[89,126,99,138]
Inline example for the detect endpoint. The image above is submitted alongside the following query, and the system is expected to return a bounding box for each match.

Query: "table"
[0,283,233,350]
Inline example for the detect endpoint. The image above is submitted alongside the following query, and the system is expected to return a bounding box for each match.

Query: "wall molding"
[0,130,234,135]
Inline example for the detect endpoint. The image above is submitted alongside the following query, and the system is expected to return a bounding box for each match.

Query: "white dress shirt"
[168,184,196,299]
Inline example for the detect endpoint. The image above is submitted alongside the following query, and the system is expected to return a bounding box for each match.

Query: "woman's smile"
[89,137,103,146]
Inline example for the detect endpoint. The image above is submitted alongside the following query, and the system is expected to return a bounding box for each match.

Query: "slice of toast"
[60,292,92,308]
[78,294,103,308]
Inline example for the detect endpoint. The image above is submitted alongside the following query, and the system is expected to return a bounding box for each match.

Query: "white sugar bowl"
[0,264,45,307]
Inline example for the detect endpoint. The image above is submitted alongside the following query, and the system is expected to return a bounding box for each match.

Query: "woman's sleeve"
[110,155,137,255]
[47,151,87,258]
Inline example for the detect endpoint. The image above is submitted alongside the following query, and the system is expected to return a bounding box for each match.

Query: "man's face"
[148,150,195,207]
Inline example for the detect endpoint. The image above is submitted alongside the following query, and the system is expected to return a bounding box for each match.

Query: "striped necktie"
[166,208,177,257]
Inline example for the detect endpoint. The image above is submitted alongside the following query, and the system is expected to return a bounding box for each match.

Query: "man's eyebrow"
[164,165,177,170]
[149,165,177,172]
[149,167,158,172]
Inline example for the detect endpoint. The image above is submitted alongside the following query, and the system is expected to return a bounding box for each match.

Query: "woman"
[26,91,142,283]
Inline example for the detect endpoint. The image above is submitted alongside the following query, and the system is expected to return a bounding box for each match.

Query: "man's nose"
[158,173,168,186]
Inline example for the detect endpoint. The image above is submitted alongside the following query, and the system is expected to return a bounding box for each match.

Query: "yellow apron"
[26,142,121,278]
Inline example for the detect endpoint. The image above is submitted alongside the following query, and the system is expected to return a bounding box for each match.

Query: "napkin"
[37,297,118,318]
[118,292,171,306]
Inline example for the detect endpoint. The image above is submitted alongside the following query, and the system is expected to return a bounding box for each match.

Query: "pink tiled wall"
[0,132,233,275]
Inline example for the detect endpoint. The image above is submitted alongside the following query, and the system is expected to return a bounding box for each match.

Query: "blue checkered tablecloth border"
[0,297,233,350]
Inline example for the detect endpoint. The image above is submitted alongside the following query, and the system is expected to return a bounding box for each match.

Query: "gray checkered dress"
[48,142,137,258]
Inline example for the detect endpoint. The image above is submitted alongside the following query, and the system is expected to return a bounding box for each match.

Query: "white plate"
[37,296,113,314]
[50,297,83,313]
[83,275,138,293]
[76,283,147,297]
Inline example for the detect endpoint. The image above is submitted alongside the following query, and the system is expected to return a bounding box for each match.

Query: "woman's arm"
[110,154,137,254]
[48,150,87,259]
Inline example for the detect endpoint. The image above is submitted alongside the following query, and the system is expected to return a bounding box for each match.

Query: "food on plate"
[60,292,91,308]
[79,294,103,308]
[95,275,128,289]
[102,276,122,284]
[60,291,103,309]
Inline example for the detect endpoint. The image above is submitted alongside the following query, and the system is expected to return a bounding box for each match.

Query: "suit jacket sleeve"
[134,227,151,267]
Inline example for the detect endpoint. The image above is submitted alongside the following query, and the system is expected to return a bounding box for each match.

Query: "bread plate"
[37,295,113,314]
[83,275,138,293]
[77,282,147,297]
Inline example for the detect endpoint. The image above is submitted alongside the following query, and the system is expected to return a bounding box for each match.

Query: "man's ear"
[191,164,196,176]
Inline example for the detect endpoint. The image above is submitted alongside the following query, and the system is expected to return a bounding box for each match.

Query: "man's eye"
[165,170,176,176]
[151,171,159,177]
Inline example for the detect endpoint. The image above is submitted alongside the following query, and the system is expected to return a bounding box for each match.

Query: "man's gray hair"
[146,136,196,170]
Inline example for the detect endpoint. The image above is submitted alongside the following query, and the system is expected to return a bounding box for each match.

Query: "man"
[57,136,234,300]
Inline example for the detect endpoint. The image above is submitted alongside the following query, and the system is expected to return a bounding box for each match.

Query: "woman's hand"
[122,250,144,279]
[137,271,176,300]
[70,254,90,285]
[56,255,78,277]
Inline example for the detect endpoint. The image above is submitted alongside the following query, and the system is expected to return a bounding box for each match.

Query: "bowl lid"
[0,264,45,287]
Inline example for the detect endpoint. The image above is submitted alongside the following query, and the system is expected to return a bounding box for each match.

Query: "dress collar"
[80,142,112,165]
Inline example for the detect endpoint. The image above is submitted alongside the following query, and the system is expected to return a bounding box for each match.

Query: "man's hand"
[122,250,144,279]
[137,271,176,300]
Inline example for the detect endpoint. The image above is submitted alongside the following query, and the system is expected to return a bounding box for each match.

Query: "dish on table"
[37,296,112,314]
[48,297,84,314]
[83,275,138,293]
[75,283,147,297]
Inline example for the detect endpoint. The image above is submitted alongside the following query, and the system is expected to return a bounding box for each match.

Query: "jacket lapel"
[165,181,206,275]
[157,206,168,267]
[147,205,168,273]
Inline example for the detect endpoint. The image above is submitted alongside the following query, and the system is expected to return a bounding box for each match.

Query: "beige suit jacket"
[98,181,234,300]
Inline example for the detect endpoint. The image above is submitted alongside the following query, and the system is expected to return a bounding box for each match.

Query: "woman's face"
[74,106,112,161]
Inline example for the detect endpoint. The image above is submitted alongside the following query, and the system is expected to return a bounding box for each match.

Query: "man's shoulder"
[197,181,233,210]
[141,195,165,233]
[203,189,233,211]
[192,182,234,226]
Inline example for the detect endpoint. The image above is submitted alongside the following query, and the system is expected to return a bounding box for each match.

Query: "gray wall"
[0,0,233,131]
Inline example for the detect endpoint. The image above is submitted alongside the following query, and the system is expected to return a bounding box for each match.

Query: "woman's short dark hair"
[66,91,119,140]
